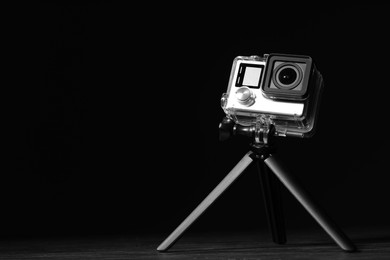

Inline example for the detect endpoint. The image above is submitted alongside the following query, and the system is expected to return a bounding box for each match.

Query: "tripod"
[157,118,356,252]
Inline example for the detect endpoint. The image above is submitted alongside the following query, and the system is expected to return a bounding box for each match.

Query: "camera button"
[236,87,255,106]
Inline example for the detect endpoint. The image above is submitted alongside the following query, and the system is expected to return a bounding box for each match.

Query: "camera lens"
[272,63,303,90]
[278,68,297,85]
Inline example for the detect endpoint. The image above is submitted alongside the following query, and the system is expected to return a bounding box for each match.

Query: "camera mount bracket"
[219,115,275,145]
[157,117,356,253]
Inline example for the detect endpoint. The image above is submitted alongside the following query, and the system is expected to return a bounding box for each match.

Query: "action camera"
[221,53,323,138]
[158,53,357,254]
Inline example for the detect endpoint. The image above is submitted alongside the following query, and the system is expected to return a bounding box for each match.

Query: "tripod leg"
[256,159,287,244]
[157,151,254,252]
[264,155,356,252]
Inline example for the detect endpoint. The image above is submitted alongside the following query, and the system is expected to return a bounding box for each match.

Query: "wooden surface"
[0,226,389,259]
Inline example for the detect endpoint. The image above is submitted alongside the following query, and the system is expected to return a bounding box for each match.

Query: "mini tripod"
[157,117,356,252]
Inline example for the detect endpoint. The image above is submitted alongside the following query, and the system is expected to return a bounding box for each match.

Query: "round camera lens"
[272,63,303,90]
[278,68,297,85]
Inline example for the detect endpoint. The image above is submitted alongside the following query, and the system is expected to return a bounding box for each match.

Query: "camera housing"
[221,53,323,138]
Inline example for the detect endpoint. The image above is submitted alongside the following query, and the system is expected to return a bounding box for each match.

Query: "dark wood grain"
[0,226,389,259]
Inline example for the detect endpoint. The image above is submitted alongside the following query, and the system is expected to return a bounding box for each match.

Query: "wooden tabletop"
[0,226,389,259]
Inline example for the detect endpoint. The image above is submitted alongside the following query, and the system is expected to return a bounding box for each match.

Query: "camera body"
[221,53,323,138]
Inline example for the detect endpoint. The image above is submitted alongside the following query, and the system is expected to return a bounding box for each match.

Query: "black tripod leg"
[256,159,287,244]
[157,151,254,252]
[264,155,356,252]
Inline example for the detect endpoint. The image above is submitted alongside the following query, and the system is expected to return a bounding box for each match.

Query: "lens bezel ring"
[272,62,303,90]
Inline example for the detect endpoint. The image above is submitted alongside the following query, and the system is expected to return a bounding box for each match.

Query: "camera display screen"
[243,67,262,87]
[236,64,264,88]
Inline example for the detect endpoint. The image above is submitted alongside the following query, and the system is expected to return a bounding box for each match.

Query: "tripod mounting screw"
[219,117,235,141]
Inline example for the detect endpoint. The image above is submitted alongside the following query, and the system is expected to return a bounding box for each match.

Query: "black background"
[6,3,390,238]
